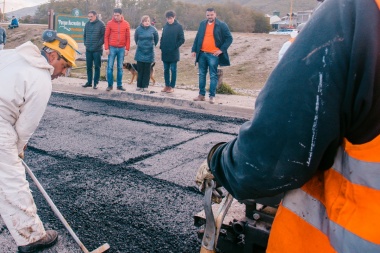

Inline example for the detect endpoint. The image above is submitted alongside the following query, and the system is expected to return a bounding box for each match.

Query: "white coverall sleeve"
[15,73,52,154]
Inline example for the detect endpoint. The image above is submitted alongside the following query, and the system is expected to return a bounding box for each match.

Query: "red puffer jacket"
[104,16,130,50]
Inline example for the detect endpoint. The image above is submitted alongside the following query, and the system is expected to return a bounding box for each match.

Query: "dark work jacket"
[159,20,185,62]
[191,18,233,66]
[210,0,380,200]
[84,18,105,52]
[134,24,159,63]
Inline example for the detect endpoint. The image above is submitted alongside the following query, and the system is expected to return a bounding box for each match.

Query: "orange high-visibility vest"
[267,134,380,252]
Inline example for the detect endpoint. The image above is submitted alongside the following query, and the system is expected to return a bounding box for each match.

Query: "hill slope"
[176,0,317,16]
[6,5,39,19]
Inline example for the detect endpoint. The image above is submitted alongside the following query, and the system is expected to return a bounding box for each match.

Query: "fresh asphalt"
[0,91,249,253]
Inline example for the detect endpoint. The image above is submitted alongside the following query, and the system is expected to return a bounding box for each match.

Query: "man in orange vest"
[191,8,233,104]
[196,0,380,251]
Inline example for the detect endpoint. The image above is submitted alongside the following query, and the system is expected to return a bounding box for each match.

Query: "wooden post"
[217,68,223,88]
[48,9,54,29]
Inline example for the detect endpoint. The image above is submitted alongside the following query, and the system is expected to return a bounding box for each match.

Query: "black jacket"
[191,18,233,66]
[159,20,185,62]
[84,18,105,52]
[210,0,380,200]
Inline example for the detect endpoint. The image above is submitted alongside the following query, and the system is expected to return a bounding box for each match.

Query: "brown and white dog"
[123,62,156,85]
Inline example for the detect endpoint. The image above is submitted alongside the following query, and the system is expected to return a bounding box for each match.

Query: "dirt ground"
[1,23,288,93]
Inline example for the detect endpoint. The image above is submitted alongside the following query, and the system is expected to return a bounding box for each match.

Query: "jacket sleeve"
[159,28,163,49]
[83,24,87,44]
[125,23,131,51]
[219,22,232,52]
[15,72,52,153]
[104,23,110,50]
[134,28,138,45]
[153,28,159,46]
[176,25,185,49]
[96,22,105,50]
[210,0,380,200]
[191,22,202,53]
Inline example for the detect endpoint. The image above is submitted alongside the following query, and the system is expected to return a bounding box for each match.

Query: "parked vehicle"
[269,28,297,35]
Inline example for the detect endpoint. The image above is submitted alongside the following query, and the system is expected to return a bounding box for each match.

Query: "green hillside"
[177,0,318,17]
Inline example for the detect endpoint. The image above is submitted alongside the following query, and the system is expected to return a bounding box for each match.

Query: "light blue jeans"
[198,52,219,97]
[107,46,125,87]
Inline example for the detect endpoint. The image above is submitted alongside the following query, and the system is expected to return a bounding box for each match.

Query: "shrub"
[216,82,237,95]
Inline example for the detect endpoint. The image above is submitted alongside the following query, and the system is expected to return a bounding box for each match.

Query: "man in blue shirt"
[8,16,19,29]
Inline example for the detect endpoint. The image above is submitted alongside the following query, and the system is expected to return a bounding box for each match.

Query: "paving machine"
[194,180,283,253]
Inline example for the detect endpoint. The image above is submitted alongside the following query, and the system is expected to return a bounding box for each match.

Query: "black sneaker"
[117,86,126,91]
[106,86,113,91]
[82,83,92,88]
[18,230,58,253]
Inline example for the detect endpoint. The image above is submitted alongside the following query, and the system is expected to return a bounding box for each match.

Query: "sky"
[2,0,48,13]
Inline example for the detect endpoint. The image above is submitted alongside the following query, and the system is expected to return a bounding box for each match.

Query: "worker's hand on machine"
[195,159,224,203]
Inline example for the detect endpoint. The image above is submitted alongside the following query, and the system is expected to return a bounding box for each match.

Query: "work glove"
[195,160,224,203]
[195,142,227,203]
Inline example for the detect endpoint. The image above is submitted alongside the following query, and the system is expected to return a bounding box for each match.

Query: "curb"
[52,78,255,119]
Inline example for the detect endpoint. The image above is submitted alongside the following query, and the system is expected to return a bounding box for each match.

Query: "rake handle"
[22,160,91,253]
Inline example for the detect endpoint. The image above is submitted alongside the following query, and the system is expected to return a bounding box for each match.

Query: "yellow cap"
[43,33,78,67]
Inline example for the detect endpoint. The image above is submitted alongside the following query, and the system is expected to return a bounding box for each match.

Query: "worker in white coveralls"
[0,30,78,253]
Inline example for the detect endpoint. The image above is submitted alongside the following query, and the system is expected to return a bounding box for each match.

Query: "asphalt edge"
[52,88,254,119]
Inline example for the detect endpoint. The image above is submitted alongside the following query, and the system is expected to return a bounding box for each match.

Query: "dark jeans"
[86,50,102,85]
[198,52,219,97]
[163,61,177,88]
[137,62,151,88]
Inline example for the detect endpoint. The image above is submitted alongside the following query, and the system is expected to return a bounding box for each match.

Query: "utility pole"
[0,0,5,22]
[289,0,294,28]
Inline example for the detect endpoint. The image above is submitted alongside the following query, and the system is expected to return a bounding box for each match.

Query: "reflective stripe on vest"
[267,134,380,252]
[282,189,380,252]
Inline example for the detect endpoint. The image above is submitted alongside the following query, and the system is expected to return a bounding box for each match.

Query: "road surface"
[0,93,246,253]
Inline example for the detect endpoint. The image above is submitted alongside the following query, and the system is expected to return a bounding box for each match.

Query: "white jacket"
[278,31,299,62]
[0,41,53,153]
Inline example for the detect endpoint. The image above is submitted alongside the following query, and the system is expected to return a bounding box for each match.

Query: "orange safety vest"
[267,134,380,252]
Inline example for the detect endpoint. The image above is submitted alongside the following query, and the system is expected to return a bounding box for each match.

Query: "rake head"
[89,243,110,253]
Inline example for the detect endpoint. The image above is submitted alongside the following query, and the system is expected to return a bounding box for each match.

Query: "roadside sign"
[55,15,88,42]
